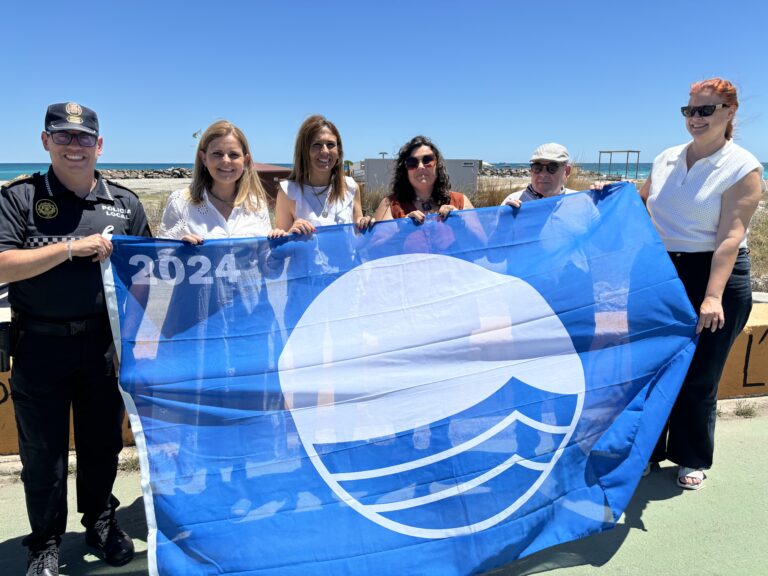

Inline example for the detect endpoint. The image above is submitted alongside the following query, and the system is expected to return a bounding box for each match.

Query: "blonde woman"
[160,120,283,241]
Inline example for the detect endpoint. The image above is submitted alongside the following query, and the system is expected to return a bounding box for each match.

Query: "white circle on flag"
[278,253,584,538]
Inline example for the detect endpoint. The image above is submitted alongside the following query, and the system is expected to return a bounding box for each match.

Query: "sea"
[2,162,767,182]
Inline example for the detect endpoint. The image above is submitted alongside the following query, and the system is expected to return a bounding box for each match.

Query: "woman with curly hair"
[375,135,473,223]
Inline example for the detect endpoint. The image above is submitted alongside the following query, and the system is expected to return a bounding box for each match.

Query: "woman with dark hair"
[159,120,283,242]
[375,135,474,223]
[640,78,763,489]
[275,114,373,234]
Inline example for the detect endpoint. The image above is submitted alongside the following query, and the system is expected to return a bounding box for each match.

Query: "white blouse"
[280,176,357,227]
[158,188,272,239]
[646,140,762,252]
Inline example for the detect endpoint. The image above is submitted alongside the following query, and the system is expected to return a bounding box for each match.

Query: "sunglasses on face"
[530,162,562,174]
[405,154,436,170]
[48,131,98,147]
[680,104,729,118]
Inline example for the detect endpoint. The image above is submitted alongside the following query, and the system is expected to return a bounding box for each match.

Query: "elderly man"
[0,102,151,576]
[502,143,576,206]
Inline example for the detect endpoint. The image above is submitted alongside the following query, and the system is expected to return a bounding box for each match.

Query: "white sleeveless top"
[280,176,357,227]
[159,188,272,239]
[646,140,762,252]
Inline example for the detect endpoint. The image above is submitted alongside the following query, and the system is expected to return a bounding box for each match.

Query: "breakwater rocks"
[480,167,604,179]
[100,168,192,179]
[480,167,530,178]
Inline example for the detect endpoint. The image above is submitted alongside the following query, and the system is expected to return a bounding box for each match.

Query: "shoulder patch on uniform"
[104,179,140,198]
[1,172,39,191]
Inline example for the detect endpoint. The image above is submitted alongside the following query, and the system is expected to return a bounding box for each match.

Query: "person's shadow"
[482,466,682,575]
[0,495,148,576]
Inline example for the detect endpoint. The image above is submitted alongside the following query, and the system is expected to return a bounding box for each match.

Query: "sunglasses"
[680,104,729,118]
[48,131,98,147]
[530,162,562,174]
[405,154,436,170]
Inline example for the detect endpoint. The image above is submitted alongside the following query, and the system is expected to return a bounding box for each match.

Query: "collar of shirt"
[527,184,565,199]
[668,140,733,169]
[46,167,114,203]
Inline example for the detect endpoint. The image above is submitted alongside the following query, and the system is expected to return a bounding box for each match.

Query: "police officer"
[0,102,151,576]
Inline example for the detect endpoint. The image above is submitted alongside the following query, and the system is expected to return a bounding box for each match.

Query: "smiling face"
[308,127,339,185]
[406,145,438,197]
[530,161,571,198]
[199,133,248,195]
[42,130,103,182]
[685,88,735,146]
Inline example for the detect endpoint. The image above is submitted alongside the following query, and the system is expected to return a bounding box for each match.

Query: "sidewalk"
[1,398,766,576]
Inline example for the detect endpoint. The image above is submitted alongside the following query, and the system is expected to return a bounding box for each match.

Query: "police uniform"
[0,167,150,553]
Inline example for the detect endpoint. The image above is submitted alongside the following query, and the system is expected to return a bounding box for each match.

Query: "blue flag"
[103,182,697,575]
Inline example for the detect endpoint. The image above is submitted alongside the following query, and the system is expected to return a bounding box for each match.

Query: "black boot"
[26,542,59,576]
[85,516,134,566]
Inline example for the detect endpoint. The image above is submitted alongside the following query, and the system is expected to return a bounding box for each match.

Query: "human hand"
[697,296,725,334]
[503,198,522,208]
[590,181,611,191]
[180,234,204,245]
[268,228,288,238]
[438,205,456,220]
[288,218,316,235]
[72,234,113,262]
[356,215,376,230]
[406,210,426,224]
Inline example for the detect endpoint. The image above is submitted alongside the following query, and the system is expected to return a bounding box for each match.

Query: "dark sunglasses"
[48,131,98,147]
[405,154,436,170]
[530,162,562,174]
[680,104,729,118]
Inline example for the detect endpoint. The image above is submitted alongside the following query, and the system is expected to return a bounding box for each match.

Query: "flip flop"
[677,467,706,490]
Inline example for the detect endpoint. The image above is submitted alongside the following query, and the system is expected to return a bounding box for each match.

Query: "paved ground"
[1,398,766,575]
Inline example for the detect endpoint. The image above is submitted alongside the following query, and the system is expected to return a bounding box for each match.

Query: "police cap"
[45,102,99,135]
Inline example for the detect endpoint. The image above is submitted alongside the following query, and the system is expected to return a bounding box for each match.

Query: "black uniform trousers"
[10,317,124,551]
[651,249,752,469]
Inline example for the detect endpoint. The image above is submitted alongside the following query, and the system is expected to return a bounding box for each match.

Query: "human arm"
[275,187,315,235]
[374,196,393,221]
[638,176,651,205]
[697,169,762,333]
[0,235,113,283]
[351,181,375,230]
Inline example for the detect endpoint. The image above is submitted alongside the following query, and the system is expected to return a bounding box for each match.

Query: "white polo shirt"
[646,140,762,252]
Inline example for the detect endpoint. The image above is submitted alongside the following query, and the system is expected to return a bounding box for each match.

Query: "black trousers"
[10,320,124,551]
[652,249,752,469]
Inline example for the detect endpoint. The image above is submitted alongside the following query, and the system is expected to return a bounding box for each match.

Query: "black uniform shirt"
[0,169,151,320]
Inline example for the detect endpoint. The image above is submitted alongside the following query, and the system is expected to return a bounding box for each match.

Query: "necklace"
[416,196,433,212]
[208,189,235,206]
[307,184,331,218]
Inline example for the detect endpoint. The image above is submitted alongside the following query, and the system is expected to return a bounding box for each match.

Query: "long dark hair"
[287,114,347,205]
[391,135,451,206]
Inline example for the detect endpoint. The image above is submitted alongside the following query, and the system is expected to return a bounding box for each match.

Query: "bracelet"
[66,240,73,261]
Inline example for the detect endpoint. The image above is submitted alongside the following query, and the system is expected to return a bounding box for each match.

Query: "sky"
[1,0,766,164]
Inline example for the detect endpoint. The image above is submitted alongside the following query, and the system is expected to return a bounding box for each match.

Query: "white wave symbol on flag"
[278,253,585,538]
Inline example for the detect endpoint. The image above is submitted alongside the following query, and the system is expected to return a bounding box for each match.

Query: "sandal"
[677,466,706,490]
[642,462,659,477]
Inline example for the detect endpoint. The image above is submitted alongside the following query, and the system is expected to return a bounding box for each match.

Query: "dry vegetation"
[136,171,768,290]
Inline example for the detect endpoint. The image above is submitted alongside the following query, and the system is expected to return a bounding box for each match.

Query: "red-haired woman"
[640,78,764,489]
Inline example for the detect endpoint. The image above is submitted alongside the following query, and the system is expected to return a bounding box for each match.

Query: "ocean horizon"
[2,161,767,183]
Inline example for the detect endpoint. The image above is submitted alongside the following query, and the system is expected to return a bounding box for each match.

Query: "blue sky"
[2,0,766,164]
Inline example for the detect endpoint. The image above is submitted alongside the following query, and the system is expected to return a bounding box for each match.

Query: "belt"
[12,314,107,337]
